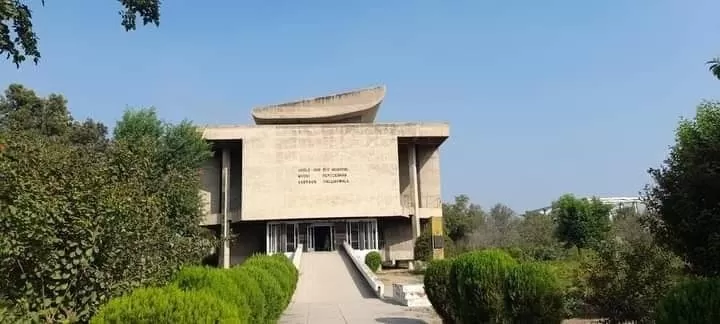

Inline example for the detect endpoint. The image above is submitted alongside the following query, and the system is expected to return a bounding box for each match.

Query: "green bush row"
[424,249,564,324]
[90,254,299,324]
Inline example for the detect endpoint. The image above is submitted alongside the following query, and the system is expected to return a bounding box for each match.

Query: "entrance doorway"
[307,224,335,252]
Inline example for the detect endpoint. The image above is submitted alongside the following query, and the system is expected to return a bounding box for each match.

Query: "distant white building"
[527,196,645,219]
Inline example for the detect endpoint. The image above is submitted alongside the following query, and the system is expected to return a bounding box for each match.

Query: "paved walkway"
[280,251,439,324]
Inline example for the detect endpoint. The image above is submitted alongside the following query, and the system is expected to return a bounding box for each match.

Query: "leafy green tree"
[465,203,520,249]
[517,211,558,248]
[644,101,720,276]
[552,194,612,250]
[114,108,213,234]
[442,194,484,242]
[1,0,161,67]
[0,85,212,321]
[0,84,108,147]
[611,207,652,244]
[707,58,720,80]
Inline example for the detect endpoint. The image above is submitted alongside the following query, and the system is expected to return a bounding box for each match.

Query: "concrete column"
[408,144,421,239]
[219,148,231,269]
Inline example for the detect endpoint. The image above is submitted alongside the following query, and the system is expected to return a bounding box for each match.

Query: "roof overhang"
[251,85,386,125]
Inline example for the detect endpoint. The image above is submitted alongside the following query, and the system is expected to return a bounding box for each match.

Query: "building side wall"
[379,217,414,261]
[398,144,412,208]
[200,152,221,216]
[229,221,265,266]
[229,149,242,213]
[417,145,443,217]
[241,125,404,220]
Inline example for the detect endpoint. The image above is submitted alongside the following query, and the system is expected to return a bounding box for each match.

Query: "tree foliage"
[442,194,484,242]
[644,101,720,276]
[0,84,212,321]
[1,0,161,67]
[552,194,612,250]
[707,58,720,80]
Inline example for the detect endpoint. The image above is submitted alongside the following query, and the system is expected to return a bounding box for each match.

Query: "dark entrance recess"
[313,226,332,251]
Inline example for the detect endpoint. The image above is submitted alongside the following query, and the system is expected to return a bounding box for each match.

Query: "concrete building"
[198,86,449,268]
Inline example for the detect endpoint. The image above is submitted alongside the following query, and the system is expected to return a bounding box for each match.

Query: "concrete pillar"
[408,144,421,239]
[219,148,231,269]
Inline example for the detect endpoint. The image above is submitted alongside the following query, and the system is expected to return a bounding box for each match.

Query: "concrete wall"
[229,148,242,213]
[199,123,448,223]
[379,217,414,261]
[240,124,405,220]
[397,144,412,208]
[417,144,441,208]
[229,221,266,266]
[200,151,221,216]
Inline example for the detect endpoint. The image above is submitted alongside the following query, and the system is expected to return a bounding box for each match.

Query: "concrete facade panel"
[417,145,442,210]
[379,217,414,261]
[240,125,404,220]
[200,152,221,216]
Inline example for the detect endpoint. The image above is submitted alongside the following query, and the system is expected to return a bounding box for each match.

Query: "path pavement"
[279,251,440,324]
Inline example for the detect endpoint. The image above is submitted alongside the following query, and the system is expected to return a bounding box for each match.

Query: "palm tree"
[707,58,720,80]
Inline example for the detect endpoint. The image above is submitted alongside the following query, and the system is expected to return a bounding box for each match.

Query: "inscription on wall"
[297,167,350,184]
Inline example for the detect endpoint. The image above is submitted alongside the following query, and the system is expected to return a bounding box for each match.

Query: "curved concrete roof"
[251,85,386,125]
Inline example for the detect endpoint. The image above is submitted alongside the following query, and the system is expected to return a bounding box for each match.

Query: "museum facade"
[198,86,449,267]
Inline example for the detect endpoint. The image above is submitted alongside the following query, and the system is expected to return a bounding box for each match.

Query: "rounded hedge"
[449,249,518,324]
[237,264,287,321]
[226,266,267,324]
[172,266,250,323]
[243,255,294,303]
[655,277,720,324]
[90,286,242,324]
[424,259,456,323]
[364,251,382,273]
[271,254,299,294]
[504,262,564,324]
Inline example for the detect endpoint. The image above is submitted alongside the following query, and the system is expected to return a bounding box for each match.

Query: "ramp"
[290,251,375,303]
[280,251,439,323]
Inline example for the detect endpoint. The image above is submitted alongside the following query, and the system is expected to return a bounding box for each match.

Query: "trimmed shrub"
[424,259,456,323]
[90,286,241,324]
[172,266,250,323]
[504,263,564,324]
[449,249,518,324]
[226,267,267,324]
[270,253,299,291]
[365,251,382,272]
[237,265,286,321]
[655,277,720,324]
[243,255,294,303]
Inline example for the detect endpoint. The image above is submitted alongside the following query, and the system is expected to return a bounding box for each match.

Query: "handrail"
[292,244,303,270]
[341,241,385,298]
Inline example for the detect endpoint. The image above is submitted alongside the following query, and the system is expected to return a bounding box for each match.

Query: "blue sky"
[1,1,719,212]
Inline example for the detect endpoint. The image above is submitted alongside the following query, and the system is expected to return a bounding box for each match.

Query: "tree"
[644,101,720,276]
[0,85,212,321]
[465,203,520,249]
[113,107,213,234]
[707,58,720,80]
[0,83,108,147]
[442,195,485,242]
[552,194,612,250]
[517,211,557,248]
[611,207,652,244]
[1,0,161,67]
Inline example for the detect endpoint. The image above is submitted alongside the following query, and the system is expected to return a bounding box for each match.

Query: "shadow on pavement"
[338,250,377,299]
[375,317,429,324]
